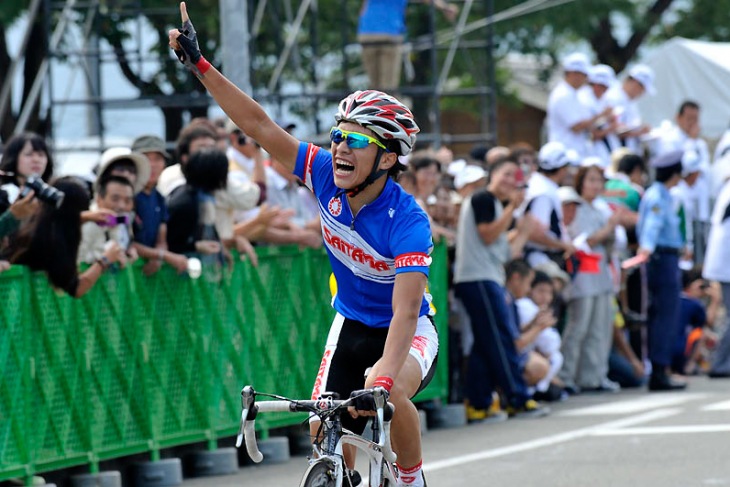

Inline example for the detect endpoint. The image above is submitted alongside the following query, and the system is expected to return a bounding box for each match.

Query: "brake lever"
[236,386,256,448]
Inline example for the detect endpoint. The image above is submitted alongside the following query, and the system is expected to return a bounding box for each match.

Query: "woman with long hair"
[6,177,124,297]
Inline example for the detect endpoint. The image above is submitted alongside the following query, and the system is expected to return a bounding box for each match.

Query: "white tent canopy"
[638,37,730,139]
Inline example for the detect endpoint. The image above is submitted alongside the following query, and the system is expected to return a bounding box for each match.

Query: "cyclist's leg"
[365,316,438,481]
[309,314,383,468]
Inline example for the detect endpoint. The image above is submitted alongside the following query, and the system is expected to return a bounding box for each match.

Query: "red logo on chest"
[328,197,342,217]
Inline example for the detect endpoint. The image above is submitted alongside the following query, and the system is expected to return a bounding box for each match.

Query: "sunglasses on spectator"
[330,127,388,151]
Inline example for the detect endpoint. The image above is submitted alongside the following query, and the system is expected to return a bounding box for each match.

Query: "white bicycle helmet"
[335,90,420,156]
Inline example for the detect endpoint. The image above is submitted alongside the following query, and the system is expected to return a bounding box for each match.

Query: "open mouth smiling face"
[330,122,384,189]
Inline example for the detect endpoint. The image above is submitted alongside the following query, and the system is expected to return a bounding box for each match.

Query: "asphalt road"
[183,376,730,486]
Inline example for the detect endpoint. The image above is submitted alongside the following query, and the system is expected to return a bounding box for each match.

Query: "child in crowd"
[504,261,554,395]
[673,267,722,375]
[516,271,566,401]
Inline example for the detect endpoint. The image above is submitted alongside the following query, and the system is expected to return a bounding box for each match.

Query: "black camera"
[20,175,65,208]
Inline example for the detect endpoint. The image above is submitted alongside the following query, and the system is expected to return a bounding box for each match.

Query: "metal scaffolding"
[37,0,499,151]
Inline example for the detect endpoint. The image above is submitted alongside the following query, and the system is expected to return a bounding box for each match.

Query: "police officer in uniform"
[637,150,687,391]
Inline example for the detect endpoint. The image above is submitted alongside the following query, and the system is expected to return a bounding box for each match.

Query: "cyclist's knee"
[390,370,421,402]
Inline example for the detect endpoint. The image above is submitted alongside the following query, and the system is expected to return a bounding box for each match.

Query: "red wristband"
[373,376,394,393]
[195,56,212,76]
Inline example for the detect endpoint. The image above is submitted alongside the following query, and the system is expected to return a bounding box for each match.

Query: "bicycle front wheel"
[300,458,338,487]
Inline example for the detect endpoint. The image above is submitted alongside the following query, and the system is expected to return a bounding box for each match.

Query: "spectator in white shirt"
[521,142,577,267]
[578,64,619,165]
[702,160,730,378]
[547,53,610,158]
[712,125,730,197]
[670,150,703,265]
[655,101,711,226]
[603,64,655,153]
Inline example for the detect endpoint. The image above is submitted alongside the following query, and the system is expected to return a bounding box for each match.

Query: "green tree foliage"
[668,0,730,41]
[492,0,676,73]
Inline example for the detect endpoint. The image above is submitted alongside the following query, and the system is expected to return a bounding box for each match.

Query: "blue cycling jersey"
[294,142,433,328]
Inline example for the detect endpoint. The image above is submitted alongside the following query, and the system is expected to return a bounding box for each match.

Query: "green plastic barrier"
[0,243,448,481]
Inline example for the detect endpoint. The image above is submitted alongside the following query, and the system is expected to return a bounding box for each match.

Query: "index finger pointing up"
[180,1,189,22]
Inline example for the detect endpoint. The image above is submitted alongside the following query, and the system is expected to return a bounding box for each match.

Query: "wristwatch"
[96,256,111,271]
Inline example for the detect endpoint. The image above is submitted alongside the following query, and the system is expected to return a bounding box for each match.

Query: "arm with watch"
[132,223,189,275]
[74,241,125,298]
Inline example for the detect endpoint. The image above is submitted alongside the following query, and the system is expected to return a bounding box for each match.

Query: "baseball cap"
[588,64,616,87]
[454,165,487,190]
[562,53,590,75]
[558,186,583,205]
[538,141,574,171]
[628,64,656,95]
[447,158,467,177]
[680,150,702,176]
[650,149,684,169]
[131,135,171,160]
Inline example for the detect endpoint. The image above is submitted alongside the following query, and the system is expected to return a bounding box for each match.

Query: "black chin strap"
[338,148,389,199]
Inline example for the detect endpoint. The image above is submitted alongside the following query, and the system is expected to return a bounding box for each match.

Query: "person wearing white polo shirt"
[703,159,730,378]
[547,53,611,158]
[521,142,577,267]
[669,150,703,268]
[655,101,711,247]
[603,64,655,153]
[578,64,620,165]
[712,127,730,197]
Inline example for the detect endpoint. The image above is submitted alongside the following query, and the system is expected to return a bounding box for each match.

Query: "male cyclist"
[169,4,437,486]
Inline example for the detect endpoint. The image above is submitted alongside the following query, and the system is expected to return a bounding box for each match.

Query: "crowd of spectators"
[441,51,730,422]
[0,116,324,296]
[395,51,730,418]
[2,49,730,426]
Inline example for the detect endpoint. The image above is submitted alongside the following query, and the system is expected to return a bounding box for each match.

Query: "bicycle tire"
[299,458,338,487]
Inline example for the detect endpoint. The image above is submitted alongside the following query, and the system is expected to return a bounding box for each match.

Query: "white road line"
[702,400,730,411]
[594,424,730,436]
[558,393,708,416]
[422,408,680,473]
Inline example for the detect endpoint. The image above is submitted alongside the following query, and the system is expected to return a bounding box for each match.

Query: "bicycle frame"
[236,385,398,487]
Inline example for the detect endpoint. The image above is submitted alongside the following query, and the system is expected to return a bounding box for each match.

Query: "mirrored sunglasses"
[329,127,388,151]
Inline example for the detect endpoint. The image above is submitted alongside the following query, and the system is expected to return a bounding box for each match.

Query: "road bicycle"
[236,385,399,487]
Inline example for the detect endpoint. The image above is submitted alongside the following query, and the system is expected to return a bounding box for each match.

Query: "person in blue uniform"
[637,149,688,391]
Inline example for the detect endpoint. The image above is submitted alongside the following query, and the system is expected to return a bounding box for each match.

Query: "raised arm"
[168,2,300,172]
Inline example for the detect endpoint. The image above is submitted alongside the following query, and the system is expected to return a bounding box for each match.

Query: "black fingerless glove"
[350,388,388,412]
[174,18,211,78]
[349,376,393,411]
